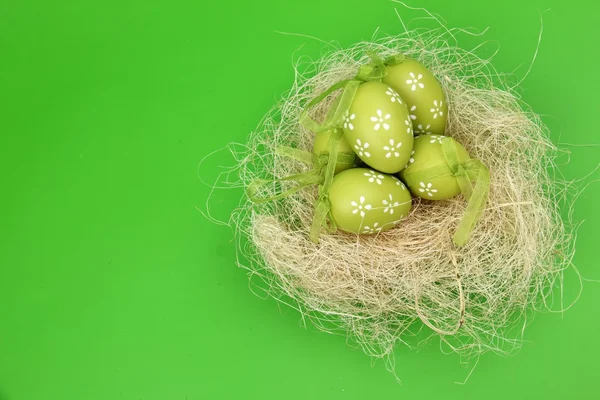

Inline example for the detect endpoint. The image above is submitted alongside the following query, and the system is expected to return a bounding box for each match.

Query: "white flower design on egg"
[404,117,413,134]
[409,105,417,121]
[343,111,356,131]
[363,170,385,185]
[351,196,372,218]
[393,178,406,190]
[385,87,402,104]
[354,139,371,157]
[370,109,391,131]
[414,124,431,135]
[382,194,401,214]
[404,150,416,170]
[418,182,438,197]
[430,99,444,119]
[383,139,402,158]
[406,72,425,91]
[428,135,445,144]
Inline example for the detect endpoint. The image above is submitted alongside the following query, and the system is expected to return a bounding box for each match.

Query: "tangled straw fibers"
[220,22,576,374]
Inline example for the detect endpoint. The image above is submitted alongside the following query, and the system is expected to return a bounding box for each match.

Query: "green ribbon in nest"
[248,52,390,243]
[248,52,489,246]
[299,51,389,133]
[246,128,355,243]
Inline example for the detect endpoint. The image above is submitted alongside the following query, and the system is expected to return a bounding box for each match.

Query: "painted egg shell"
[382,58,448,136]
[399,135,470,200]
[343,81,414,174]
[313,129,356,174]
[329,167,412,235]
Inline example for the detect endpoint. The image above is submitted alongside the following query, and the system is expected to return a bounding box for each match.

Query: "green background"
[1,0,599,399]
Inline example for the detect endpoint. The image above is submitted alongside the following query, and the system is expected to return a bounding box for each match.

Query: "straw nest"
[225,24,575,373]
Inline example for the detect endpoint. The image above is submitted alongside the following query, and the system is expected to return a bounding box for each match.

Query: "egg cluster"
[314,58,472,235]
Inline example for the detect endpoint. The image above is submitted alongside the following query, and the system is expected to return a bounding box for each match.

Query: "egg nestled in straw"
[399,134,471,200]
[329,167,412,234]
[383,58,448,136]
[343,82,414,174]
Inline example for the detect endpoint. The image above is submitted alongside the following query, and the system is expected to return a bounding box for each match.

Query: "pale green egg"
[329,167,412,235]
[382,58,448,136]
[399,135,470,200]
[313,129,356,174]
[343,81,414,174]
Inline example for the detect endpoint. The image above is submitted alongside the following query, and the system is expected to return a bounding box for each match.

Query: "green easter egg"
[399,135,470,200]
[329,167,412,234]
[382,58,448,136]
[313,129,356,174]
[343,81,414,174]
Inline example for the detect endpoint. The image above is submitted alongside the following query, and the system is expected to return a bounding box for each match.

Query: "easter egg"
[382,58,448,136]
[343,81,414,174]
[329,167,412,234]
[399,135,470,200]
[313,129,356,174]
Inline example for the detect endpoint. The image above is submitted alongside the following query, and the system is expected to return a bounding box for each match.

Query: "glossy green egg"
[382,58,448,136]
[313,129,356,174]
[399,135,470,200]
[343,81,414,174]
[329,167,412,234]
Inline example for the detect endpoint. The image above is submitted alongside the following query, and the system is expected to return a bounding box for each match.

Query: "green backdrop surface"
[1,0,599,399]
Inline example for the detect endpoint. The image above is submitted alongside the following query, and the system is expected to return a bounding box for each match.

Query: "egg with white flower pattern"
[382,58,448,136]
[328,167,412,234]
[399,135,470,200]
[313,129,357,174]
[343,82,414,174]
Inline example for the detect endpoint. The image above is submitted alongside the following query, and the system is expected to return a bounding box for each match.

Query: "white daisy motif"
[364,170,385,185]
[430,99,444,119]
[406,72,425,91]
[393,177,406,189]
[370,109,391,131]
[354,139,371,157]
[404,150,416,170]
[382,194,401,214]
[351,196,372,218]
[429,135,445,144]
[414,124,432,135]
[409,105,417,120]
[362,222,382,234]
[383,138,402,158]
[404,116,413,134]
[343,111,356,131]
[418,182,438,197]
[385,87,402,104]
